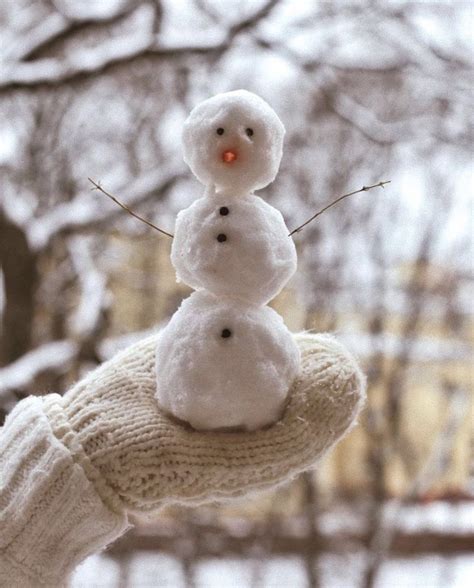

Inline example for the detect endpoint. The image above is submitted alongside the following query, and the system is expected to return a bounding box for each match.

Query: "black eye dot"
[216,128,224,135]
[219,206,229,216]
[221,328,232,338]
[246,128,254,137]
[216,233,227,242]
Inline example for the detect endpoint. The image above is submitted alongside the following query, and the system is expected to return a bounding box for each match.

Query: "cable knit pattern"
[1,332,365,586]
[0,396,129,588]
[55,332,366,512]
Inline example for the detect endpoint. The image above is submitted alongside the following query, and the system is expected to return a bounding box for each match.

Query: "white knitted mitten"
[0,332,365,587]
[49,332,366,512]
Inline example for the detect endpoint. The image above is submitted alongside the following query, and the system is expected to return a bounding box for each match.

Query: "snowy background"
[0,0,473,586]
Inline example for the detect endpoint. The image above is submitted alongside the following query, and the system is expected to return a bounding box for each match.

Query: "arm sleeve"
[0,394,130,588]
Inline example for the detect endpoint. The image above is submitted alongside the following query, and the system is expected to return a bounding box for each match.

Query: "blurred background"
[0,0,472,586]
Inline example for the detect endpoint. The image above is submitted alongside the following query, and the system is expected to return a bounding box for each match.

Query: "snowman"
[155,90,300,431]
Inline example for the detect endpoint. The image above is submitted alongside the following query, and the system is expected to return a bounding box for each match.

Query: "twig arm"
[288,180,391,237]
[88,178,174,239]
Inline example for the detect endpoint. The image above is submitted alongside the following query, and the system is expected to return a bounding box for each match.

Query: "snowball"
[182,90,285,193]
[155,290,301,431]
[171,192,297,305]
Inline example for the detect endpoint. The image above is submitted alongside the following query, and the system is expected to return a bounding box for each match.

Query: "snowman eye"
[245,128,254,137]
[221,328,232,338]
[216,128,224,135]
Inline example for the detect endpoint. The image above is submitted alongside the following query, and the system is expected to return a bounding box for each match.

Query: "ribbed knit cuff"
[0,394,130,588]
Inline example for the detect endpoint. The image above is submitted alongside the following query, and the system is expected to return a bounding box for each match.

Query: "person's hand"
[43,332,365,514]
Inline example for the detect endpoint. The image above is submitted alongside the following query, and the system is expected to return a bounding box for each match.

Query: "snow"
[156,105,188,160]
[171,191,297,305]
[0,125,18,164]
[155,290,300,431]
[0,22,152,87]
[71,554,120,587]
[68,34,152,72]
[159,0,269,44]
[27,167,179,251]
[319,503,367,535]
[69,501,474,587]
[395,501,474,535]
[376,555,474,588]
[0,24,226,89]
[126,552,185,588]
[53,0,129,21]
[337,329,472,363]
[156,29,227,51]
[173,90,296,305]
[182,90,285,193]
[256,556,309,587]
[0,184,37,228]
[0,340,78,397]
[196,556,309,587]
[68,236,108,339]
[71,552,474,588]
[316,500,474,539]
[155,89,300,431]
[195,558,254,587]
[3,12,67,62]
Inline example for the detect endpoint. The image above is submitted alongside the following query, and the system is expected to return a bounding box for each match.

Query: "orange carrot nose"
[222,150,237,163]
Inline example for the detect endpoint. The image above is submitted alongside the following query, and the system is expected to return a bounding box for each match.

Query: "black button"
[219,206,229,216]
[217,233,227,242]
[221,328,232,338]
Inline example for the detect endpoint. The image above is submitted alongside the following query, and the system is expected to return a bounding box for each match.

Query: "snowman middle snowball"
[156,90,300,431]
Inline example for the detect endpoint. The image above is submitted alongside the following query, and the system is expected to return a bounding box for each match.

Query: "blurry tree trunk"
[301,472,322,588]
[362,308,388,588]
[0,211,38,366]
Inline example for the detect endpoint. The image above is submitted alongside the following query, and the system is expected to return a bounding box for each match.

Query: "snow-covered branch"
[67,236,109,340]
[6,2,138,64]
[0,323,168,400]
[0,340,79,398]
[328,92,439,145]
[0,0,280,91]
[1,34,153,90]
[28,168,184,251]
[5,12,69,63]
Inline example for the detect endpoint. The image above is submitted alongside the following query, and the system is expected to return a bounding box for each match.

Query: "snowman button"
[217,233,227,242]
[219,206,229,216]
[221,328,232,338]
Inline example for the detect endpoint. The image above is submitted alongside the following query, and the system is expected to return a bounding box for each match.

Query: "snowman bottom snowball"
[155,291,301,431]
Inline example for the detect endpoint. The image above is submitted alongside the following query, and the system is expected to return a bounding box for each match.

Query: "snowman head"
[182,90,285,193]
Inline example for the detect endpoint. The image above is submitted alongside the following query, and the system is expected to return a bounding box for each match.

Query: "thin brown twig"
[88,178,174,239]
[288,180,391,237]
[89,177,390,241]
